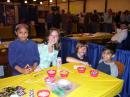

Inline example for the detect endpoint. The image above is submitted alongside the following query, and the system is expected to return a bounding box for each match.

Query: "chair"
[115,61,124,78]
[117,31,130,50]
[0,49,12,78]
[114,49,130,97]
[61,37,78,63]
[30,26,37,37]
[87,43,105,68]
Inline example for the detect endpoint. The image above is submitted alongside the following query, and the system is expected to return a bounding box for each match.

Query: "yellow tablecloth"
[0,63,123,97]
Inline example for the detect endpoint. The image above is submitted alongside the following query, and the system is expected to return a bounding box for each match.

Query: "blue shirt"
[97,60,118,77]
[38,43,58,69]
[8,39,40,75]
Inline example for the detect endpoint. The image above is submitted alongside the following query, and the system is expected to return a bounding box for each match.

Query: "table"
[0,26,15,39]
[0,63,123,97]
[0,26,37,39]
[67,32,113,41]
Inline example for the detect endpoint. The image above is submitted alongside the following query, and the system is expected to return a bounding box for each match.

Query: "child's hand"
[24,64,33,73]
[81,61,90,66]
[22,68,31,74]
[34,66,42,72]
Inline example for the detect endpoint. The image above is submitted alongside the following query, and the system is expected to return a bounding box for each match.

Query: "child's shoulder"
[98,59,104,64]
[9,39,19,47]
[38,43,46,46]
[38,43,47,49]
[109,61,118,67]
[28,39,36,44]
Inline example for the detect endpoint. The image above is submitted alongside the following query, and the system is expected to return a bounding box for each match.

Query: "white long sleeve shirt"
[111,29,128,43]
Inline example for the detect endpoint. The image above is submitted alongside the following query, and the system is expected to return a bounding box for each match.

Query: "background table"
[66,32,113,42]
[0,63,123,97]
[0,38,44,49]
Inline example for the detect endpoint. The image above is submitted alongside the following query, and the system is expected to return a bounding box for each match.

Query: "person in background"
[65,12,73,34]
[90,10,100,33]
[8,24,40,75]
[120,11,127,24]
[53,10,61,29]
[66,42,90,66]
[111,23,128,43]
[97,48,118,77]
[60,9,67,31]
[114,11,121,27]
[30,20,35,27]
[37,28,60,69]
[46,10,53,30]
[77,12,85,33]
[103,9,113,33]
[126,11,130,25]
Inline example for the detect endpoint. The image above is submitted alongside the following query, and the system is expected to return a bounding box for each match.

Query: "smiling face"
[77,46,87,57]
[48,30,59,45]
[102,49,113,62]
[16,27,29,41]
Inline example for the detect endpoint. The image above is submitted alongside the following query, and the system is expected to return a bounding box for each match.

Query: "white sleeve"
[119,30,128,42]
[110,63,118,77]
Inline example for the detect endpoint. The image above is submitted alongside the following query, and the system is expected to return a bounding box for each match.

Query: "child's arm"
[32,62,39,71]
[66,57,89,66]
[52,51,58,66]
[15,65,31,74]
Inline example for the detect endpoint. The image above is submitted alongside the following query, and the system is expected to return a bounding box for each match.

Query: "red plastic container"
[90,70,99,77]
[77,67,86,73]
[37,90,50,97]
[47,70,56,78]
[60,70,69,78]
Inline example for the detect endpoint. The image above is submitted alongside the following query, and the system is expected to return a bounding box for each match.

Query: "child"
[37,28,60,69]
[8,24,40,75]
[97,48,118,77]
[66,42,89,66]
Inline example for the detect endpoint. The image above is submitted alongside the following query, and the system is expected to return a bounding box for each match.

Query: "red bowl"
[37,90,50,97]
[47,70,56,78]
[60,70,69,78]
[77,67,86,73]
[90,70,99,77]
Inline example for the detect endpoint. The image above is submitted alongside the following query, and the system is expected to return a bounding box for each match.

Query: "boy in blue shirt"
[8,24,40,75]
[97,48,118,77]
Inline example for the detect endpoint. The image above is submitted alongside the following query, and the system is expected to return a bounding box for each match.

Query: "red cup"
[60,70,69,78]
[77,67,86,73]
[90,70,99,77]
[37,90,50,97]
[47,70,56,78]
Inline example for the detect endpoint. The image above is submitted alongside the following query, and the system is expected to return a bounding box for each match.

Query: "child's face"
[48,31,59,45]
[16,27,28,41]
[120,24,127,30]
[102,50,113,62]
[77,46,87,57]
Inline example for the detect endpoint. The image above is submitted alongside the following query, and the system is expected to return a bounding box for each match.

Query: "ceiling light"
[50,0,53,2]
[24,0,27,3]
[40,1,43,5]
[7,0,10,3]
